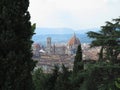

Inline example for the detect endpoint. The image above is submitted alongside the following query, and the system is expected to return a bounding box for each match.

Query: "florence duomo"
[46,33,80,55]
[32,33,81,57]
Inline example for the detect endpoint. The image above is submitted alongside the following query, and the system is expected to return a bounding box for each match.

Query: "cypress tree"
[32,68,48,90]
[73,44,83,74]
[45,65,59,90]
[55,64,71,90]
[0,0,35,90]
[72,45,85,90]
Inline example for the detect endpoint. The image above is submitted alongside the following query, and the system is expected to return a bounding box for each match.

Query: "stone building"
[52,44,66,55]
[66,33,81,55]
[46,37,52,54]
[45,33,81,55]
[32,43,41,57]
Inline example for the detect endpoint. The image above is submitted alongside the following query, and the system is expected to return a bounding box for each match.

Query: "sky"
[28,0,120,30]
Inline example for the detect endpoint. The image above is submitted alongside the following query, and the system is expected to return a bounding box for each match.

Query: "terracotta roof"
[68,33,80,46]
[32,43,41,49]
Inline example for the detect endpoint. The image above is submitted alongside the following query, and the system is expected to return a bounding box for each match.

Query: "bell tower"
[46,37,51,54]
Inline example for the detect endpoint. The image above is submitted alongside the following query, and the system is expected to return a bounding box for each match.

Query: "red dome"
[68,33,80,46]
[32,43,41,49]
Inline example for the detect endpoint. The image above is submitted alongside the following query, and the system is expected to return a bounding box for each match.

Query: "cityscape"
[32,33,100,73]
[1,0,120,90]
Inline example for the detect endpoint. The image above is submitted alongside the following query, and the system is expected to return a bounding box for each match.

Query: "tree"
[72,44,84,90]
[0,0,35,90]
[55,64,71,90]
[45,65,59,90]
[73,44,83,74]
[86,64,120,90]
[33,68,49,90]
[87,17,120,63]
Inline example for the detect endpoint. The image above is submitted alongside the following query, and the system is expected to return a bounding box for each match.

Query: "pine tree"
[87,17,120,63]
[0,0,35,90]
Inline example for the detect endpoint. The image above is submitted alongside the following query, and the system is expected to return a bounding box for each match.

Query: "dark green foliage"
[45,65,59,90]
[86,64,120,90]
[85,17,120,90]
[73,44,83,74]
[32,65,71,90]
[55,64,71,90]
[0,0,35,90]
[72,44,85,90]
[33,68,49,90]
[70,71,85,90]
[115,78,120,89]
[87,17,120,62]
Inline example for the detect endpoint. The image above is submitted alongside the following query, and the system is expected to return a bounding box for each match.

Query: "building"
[46,37,52,54]
[66,33,81,55]
[52,44,66,55]
[45,33,81,55]
[32,43,41,57]
[45,37,66,55]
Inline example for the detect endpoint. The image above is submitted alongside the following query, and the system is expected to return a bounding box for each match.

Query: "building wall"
[53,46,66,55]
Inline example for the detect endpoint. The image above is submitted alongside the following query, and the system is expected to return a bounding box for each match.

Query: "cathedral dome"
[32,43,41,50]
[68,33,80,46]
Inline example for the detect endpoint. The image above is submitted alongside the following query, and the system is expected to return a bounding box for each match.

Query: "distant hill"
[34,28,74,35]
[32,28,99,45]
[76,28,100,34]
[34,27,99,35]
[32,34,92,46]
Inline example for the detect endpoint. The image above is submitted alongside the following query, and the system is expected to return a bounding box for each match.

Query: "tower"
[53,43,56,54]
[46,37,51,54]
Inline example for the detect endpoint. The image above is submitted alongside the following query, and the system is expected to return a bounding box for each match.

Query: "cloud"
[29,0,120,29]
[103,0,120,3]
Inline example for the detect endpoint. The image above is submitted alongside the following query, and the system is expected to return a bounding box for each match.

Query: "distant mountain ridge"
[34,27,99,35]
[32,28,99,45]
[32,34,92,46]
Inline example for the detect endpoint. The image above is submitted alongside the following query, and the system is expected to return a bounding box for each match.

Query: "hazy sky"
[29,0,120,30]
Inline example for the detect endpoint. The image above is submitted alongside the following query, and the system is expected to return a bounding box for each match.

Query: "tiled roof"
[32,43,41,49]
[68,33,80,46]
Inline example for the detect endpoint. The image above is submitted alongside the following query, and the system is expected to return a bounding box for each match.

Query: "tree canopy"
[87,17,120,63]
[0,0,35,90]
